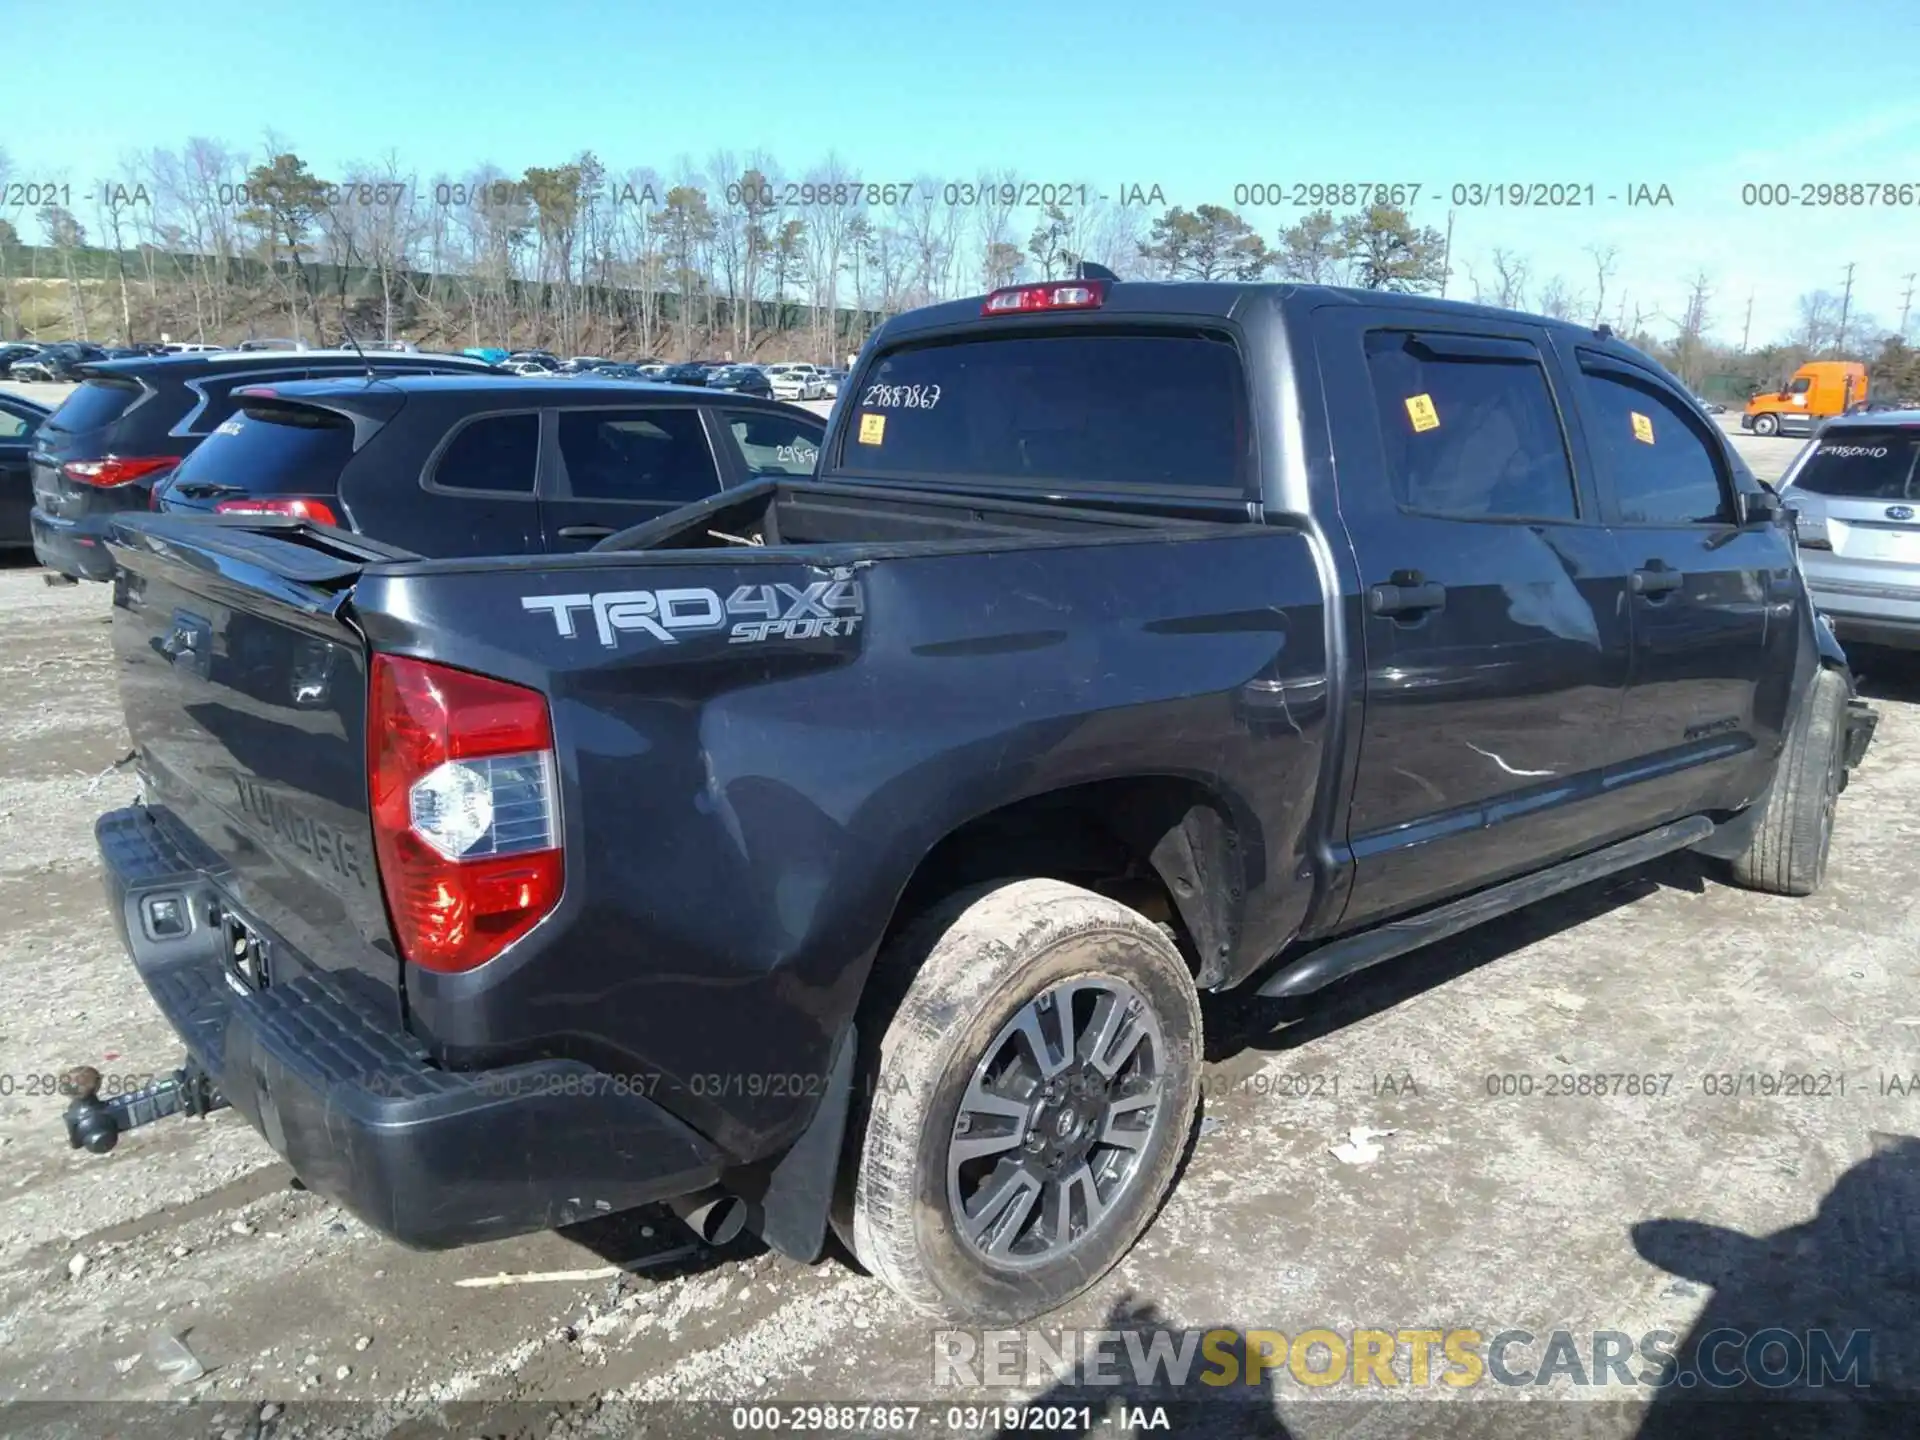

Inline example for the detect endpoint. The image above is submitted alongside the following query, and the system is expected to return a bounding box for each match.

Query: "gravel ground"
[0,396,1912,1438]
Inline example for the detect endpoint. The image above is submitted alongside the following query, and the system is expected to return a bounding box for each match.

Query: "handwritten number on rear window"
[860,383,941,410]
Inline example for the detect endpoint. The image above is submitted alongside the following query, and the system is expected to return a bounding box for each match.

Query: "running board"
[1257,816,1716,999]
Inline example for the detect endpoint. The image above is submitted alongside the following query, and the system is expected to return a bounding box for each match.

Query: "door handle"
[1630,565,1685,596]
[556,525,616,540]
[1368,574,1447,617]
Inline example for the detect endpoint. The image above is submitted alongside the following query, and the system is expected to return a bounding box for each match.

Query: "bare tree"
[1490,248,1529,310]
[1536,275,1582,321]
[1585,244,1618,328]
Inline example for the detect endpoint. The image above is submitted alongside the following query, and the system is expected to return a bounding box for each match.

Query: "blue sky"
[7,0,1918,345]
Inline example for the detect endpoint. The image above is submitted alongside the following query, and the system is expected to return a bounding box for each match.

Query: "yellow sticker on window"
[1630,411,1655,444]
[858,413,886,445]
[1405,393,1440,432]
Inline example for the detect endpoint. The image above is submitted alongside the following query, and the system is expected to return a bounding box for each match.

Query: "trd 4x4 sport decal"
[522,580,864,648]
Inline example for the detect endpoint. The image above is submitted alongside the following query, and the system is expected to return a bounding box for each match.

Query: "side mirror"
[1738,489,1783,526]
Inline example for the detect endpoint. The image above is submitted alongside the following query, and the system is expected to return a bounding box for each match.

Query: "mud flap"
[727,1025,855,1264]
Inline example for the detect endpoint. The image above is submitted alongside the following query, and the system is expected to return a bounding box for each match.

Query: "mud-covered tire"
[1728,667,1847,896]
[845,878,1202,1322]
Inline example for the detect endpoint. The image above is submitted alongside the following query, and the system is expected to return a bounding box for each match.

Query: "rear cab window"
[168,403,357,494]
[1788,430,1920,500]
[836,330,1250,494]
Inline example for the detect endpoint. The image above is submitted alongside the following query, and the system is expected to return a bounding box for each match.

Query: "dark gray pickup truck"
[67,277,1875,1323]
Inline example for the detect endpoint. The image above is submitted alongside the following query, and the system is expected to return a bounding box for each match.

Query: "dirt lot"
[0,400,1914,1437]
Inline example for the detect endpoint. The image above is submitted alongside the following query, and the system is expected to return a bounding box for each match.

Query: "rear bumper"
[1804,571,1920,650]
[31,508,117,582]
[96,805,725,1248]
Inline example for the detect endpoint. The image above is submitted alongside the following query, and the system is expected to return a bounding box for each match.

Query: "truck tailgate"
[108,516,401,1015]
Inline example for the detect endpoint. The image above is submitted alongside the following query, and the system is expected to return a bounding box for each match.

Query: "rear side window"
[1577,362,1731,524]
[841,332,1248,492]
[168,404,356,493]
[1789,432,1920,500]
[555,408,718,502]
[432,413,539,494]
[47,379,143,435]
[720,409,823,476]
[1362,332,1578,520]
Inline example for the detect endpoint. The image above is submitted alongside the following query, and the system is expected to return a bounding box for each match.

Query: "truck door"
[1556,344,1796,826]
[1315,308,1637,928]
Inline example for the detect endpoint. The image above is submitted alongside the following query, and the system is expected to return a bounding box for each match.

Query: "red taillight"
[368,655,562,974]
[214,497,341,526]
[61,455,179,488]
[981,281,1107,316]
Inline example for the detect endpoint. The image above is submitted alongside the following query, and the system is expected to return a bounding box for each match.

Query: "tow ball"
[60,1062,230,1154]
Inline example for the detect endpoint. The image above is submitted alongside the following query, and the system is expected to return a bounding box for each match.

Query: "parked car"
[1778,409,1920,649]
[507,350,562,371]
[656,362,713,386]
[461,347,511,364]
[11,342,111,381]
[0,392,51,551]
[232,338,311,352]
[765,362,826,400]
[0,343,44,376]
[582,363,653,381]
[559,356,614,374]
[1690,392,1727,415]
[152,375,827,554]
[704,364,774,398]
[28,349,500,581]
[817,367,848,398]
[159,342,225,355]
[64,278,1876,1324]
[501,361,553,376]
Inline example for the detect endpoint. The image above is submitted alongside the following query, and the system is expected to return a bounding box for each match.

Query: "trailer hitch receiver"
[61,1062,229,1154]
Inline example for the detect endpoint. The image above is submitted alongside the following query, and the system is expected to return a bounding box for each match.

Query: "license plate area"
[1832,521,1920,563]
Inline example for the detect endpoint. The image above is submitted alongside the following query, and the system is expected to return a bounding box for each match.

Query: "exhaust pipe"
[669,1189,747,1247]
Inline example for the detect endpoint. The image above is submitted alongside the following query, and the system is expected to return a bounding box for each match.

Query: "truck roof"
[876,281,1648,361]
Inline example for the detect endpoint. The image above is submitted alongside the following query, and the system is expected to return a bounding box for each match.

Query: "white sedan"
[765,364,826,401]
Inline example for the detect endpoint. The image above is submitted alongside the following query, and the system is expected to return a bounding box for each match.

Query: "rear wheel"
[1728,667,1847,896]
[1752,412,1780,437]
[846,878,1201,1322]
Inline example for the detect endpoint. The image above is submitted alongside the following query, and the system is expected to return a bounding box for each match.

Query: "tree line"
[0,140,1913,401]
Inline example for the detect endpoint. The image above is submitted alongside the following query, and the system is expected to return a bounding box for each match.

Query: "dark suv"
[29,350,498,579]
[152,375,826,555]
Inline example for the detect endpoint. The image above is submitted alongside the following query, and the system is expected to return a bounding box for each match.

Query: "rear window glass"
[840,332,1249,491]
[1789,432,1920,500]
[168,406,356,493]
[47,379,142,435]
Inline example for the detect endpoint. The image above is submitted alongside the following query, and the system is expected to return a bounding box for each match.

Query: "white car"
[160,342,225,354]
[765,363,826,401]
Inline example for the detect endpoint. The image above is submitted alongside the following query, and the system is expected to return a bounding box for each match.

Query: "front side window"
[1577,361,1731,524]
[555,408,719,503]
[1362,331,1578,521]
[721,410,824,476]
